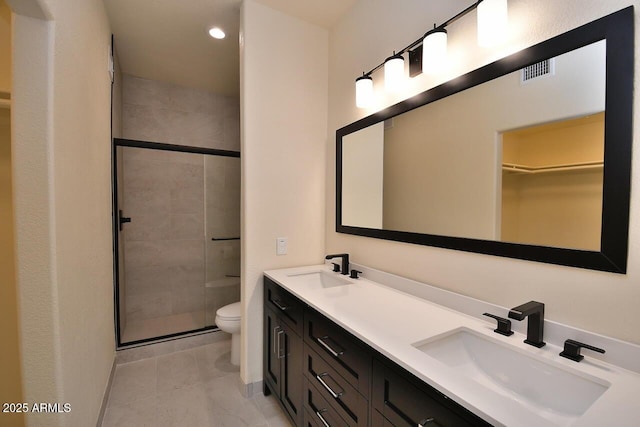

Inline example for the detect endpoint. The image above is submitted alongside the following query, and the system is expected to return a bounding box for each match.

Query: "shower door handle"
[118,210,131,231]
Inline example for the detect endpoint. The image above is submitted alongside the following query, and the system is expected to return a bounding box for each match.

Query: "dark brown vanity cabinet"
[371,359,492,427]
[264,276,492,427]
[303,308,371,427]
[263,277,305,426]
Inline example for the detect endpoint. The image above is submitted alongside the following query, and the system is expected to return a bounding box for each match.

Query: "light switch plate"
[276,237,287,255]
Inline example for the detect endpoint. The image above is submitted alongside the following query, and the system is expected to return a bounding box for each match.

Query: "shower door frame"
[111,137,241,348]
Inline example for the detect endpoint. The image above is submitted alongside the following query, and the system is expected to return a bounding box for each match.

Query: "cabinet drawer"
[264,276,304,335]
[304,377,354,427]
[304,308,371,396]
[372,359,491,427]
[304,346,368,427]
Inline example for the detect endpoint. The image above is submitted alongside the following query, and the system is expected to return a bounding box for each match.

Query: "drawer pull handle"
[316,336,344,357]
[418,418,438,426]
[272,299,289,311]
[316,373,344,399]
[315,409,331,427]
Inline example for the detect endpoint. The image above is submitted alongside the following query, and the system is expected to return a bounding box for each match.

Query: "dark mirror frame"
[336,7,633,274]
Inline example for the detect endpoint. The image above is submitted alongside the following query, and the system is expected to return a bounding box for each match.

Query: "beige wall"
[241,0,328,385]
[0,4,24,427]
[327,0,640,345]
[0,108,25,427]
[0,0,10,93]
[9,0,115,425]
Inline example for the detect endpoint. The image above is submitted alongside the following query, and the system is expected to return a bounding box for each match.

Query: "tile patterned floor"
[102,338,292,427]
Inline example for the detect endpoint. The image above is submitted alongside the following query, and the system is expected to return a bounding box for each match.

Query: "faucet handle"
[560,339,605,362]
[482,313,514,336]
[331,263,341,272]
[349,269,362,279]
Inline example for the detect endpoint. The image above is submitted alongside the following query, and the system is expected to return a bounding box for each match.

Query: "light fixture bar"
[358,0,487,78]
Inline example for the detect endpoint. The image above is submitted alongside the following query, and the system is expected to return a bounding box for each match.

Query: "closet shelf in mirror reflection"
[502,160,603,174]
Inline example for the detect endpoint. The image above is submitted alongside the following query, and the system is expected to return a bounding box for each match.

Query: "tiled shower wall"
[122,75,240,152]
[121,75,240,339]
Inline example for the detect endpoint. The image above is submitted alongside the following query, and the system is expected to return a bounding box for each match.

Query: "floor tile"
[102,396,157,427]
[194,340,239,382]
[104,337,289,427]
[107,358,157,407]
[156,348,201,393]
[156,383,210,427]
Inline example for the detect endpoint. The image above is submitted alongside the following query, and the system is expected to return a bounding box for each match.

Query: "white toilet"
[215,301,241,366]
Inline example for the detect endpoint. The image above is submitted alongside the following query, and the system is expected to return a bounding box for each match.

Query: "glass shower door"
[204,155,241,326]
[116,143,207,345]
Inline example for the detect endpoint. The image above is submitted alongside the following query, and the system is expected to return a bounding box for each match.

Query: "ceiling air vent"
[520,58,555,84]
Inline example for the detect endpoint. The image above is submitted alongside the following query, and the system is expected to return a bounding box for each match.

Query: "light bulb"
[384,53,405,93]
[477,0,508,47]
[422,28,447,74]
[208,27,226,39]
[355,75,374,108]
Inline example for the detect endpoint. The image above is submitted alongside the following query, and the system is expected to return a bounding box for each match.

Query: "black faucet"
[325,253,349,275]
[508,301,546,348]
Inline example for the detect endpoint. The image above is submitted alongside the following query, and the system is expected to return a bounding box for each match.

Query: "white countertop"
[264,264,640,427]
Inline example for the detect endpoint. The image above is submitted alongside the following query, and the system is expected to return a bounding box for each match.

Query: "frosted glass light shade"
[384,53,405,93]
[355,75,373,108]
[422,28,447,74]
[477,0,508,47]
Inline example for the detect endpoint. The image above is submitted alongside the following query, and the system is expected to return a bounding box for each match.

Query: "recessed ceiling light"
[208,27,226,39]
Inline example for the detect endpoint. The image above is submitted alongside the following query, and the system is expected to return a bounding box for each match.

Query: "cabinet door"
[264,307,282,398]
[281,321,304,426]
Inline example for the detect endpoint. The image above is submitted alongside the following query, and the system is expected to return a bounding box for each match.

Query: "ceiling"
[105,0,357,96]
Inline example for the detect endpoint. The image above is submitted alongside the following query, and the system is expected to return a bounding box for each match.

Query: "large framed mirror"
[336,7,633,273]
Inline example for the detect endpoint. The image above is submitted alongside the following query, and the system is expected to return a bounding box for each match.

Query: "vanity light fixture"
[354,0,509,108]
[422,26,448,74]
[384,52,405,92]
[208,27,226,39]
[355,74,374,108]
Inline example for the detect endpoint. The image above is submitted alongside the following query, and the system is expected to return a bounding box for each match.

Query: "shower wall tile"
[172,288,206,316]
[120,75,240,328]
[122,75,240,151]
[124,214,171,242]
[123,188,170,216]
[168,214,204,241]
[126,291,173,321]
[126,266,174,296]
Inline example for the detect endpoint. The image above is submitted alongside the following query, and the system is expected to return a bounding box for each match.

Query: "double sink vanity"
[263,262,640,427]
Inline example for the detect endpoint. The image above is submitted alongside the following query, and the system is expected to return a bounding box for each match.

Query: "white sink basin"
[412,328,610,426]
[286,270,352,290]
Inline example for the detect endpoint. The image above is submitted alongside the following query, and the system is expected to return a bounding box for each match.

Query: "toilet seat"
[216,301,241,321]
